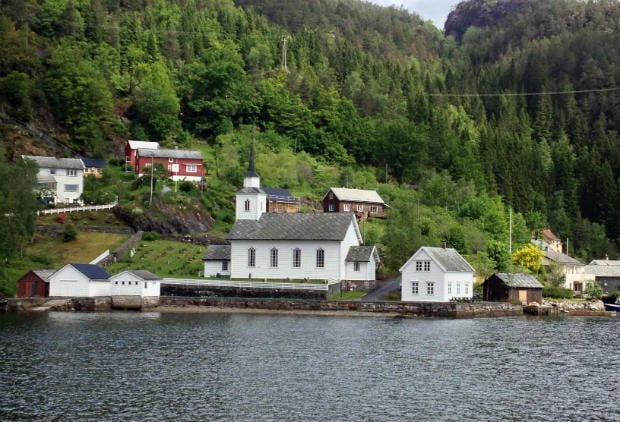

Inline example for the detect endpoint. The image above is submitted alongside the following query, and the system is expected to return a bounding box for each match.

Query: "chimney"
[55,151,61,159]
[441,241,447,249]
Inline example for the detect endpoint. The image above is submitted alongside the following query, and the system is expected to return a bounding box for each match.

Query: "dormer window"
[244,199,250,212]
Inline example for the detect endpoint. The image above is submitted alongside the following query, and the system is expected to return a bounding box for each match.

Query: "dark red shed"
[16,269,55,298]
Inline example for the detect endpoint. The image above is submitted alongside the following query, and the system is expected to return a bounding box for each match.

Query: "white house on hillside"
[23,155,85,204]
[223,147,378,282]
[48,263,111,297]
[400,246,474,302]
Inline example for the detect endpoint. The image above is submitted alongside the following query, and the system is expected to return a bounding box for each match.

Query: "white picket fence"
[37,201,118,216]
[90,249,110,265]
[163,278,331,291]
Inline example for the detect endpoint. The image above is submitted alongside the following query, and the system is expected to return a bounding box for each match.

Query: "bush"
[178,181,195,193]
[62,224,78,242]
[543,286,574,299]
[584,282,604,299]
[57,212,67,224]
[142,231,160,241]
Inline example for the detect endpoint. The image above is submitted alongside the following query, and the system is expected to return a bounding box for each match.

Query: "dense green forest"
[0,0,619,280]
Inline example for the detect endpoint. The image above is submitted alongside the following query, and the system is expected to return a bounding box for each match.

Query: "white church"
[204,147,379,282]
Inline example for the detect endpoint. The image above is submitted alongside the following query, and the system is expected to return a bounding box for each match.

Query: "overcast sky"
[370,0,462,29]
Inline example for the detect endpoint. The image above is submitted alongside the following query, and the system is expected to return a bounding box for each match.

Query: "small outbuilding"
[16,269,55,297]
[483,273,543,304]
[345,246,380,281]
[203,244,231,277]
[110,270,162,309]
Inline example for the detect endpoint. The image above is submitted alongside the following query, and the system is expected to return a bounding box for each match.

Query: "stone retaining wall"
[112,295,159,310]
[161,284,328,300]
[98,230,144,267]
[340,279,383,292]
[36,225,133,235]
[158,296,523,318]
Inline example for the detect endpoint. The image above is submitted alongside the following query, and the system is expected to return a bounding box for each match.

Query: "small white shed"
[203,245,231,278]
[110,270,161,297]
[48,263,111,297]
[345,246,379,280]
[400,246,474,302]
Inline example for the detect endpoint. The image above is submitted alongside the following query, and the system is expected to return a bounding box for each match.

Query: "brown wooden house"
[322,187,387,219]
[263,187,299,213]
[16,269,55,298]
[483,273,543,304]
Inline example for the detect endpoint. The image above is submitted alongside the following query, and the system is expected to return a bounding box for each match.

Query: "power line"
[424,87,620,97]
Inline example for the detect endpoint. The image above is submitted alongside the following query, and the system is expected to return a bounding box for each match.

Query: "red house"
[135,148,205,182]
[16,269,55,297]
[125,140,160,170]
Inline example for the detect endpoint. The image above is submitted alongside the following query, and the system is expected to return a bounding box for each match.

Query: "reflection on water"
[0,312,618,421]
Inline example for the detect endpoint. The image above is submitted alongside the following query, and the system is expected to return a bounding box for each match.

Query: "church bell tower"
[235,143,266,220]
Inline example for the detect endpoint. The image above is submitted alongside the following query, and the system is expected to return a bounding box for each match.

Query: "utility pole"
[149,156,154,206]
[281,35,289,72]
[509,208,512,254]
[566,237,569,255]
[385,163,388,184]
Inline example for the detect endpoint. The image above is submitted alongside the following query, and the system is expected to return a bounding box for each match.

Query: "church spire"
[246,142,259,178]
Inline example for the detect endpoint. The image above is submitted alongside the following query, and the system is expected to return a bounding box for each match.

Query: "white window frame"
[64,184,79,192]
[222,261,228,271]
[168,163,179,172]
[411,281,419,295]
[168,158,174,163]
[270,248,278,268]
[464,283,468,295]
[423,261,431,271]
[427,282,434,296]
[293,248,301,268]
[244,199,250,212]
[353,262,360,272]
[248,248,256,267]
[356,204,363,212]
[186,164,197,173]
[67,169,77,177]
[456,282,461,295]
[328,204,335,212]
[370,205,378,213]
[447,282,452,294]
[316,248,325,268]
[416,261,423,271]
[343,203,350,212]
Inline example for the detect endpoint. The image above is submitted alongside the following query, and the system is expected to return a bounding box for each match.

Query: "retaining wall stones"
[161,284,328,300]
[112,295,160,310]
[158,296,524,318]
[36,225,133,235]
[98,230,144,267]
[340,279,383,292]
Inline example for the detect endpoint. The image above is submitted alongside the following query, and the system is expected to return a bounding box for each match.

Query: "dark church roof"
[245,143,260,178]
[228,213,357,241]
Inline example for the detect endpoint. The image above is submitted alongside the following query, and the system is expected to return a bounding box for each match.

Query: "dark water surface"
[0,312,618,421]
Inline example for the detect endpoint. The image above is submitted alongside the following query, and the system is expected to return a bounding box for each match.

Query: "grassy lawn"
[107,239,205,278]
[330,290,367,301]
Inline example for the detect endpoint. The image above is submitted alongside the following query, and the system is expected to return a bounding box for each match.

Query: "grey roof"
[23,155,85,170]
[492,273,543,288]
[137,148,202,159]
[32,269,56,282]
[81,158,106,168]
[584,265,620,278]
[543,249,584,266]
[420,247,474,272]
[70,263,110,280]
[237,187,265,194]
[126,270,162,280]
[326,187,385,204]
[346,246,376,262]
[203,245,231,261]
[228,213,358,241]
[589,259,620,266]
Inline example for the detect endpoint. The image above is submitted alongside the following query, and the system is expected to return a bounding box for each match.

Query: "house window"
[244,199,250,212]
[411,282,419,295]
[424,261,430,271]
[50,169,56,175]
[427,282,434,295]
[270,248,278,267]
[144,282,147,288]
[447,282,452,294]
[343,204,350,212]
[293,248,301,268]
[186,164,197,173]
[415,261,430,271]
[168,158,174,163]
[356,204,363,212]
[353,262,360,272]
[328,204,335,212]
[456,283,461,295]
[115,281,118,285]
[316,249,324,268]
[222,261,228,271]
[168,164,179,172]
[370,205,378,213]
[416,261,423,271]
[464,283,468,295]
[329,193,334,199]
[67,169,76,176]
[122,281,125,285]
[248,248,256,267]
[64,184,79,192]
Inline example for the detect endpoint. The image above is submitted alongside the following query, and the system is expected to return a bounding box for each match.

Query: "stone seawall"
[161,284,329,300]
[158,297,523,318]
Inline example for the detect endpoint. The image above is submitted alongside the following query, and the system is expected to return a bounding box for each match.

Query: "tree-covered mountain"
[0,0,618,262]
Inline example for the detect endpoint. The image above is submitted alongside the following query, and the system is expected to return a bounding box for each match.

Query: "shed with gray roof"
[483,273,543,303]
[137,148,202,160]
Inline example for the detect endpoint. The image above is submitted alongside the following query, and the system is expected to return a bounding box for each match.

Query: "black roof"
[70,263,110,280]
[81,158,106,168]
[203,245,231,261]
[262,187,296,203]
[245,143,260,178]
[228,213,358,241]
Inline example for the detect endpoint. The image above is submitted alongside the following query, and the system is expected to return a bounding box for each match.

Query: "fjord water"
[0,312,618,421]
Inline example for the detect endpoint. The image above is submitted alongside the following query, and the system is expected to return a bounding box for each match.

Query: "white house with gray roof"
[400,246,474,302]
[110,270,161,298]
[23,155,85,204]
[224,148,377,282]
[203,245,231,277]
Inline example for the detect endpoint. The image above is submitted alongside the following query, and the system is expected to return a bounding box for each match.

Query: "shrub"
[178,181,195,193]
[142,231,160,241]
[584,282,604,299]
[542,286,574,299]
[62,224,78,242]
[57,212,67,224]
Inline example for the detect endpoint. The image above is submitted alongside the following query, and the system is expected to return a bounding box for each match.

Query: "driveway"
[360,275,401,302]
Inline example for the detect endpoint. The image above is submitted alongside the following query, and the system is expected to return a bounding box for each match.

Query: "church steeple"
[243,143,260,188]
